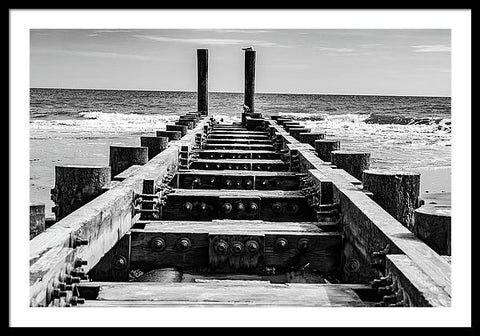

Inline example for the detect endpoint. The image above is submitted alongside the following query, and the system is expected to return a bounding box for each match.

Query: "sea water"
[30,88,451,216]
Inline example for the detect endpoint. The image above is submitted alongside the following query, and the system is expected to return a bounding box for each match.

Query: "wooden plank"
[207,133,269,139]
[29,118,209,306]
[205,139,272,144]
[189,158,288,171]
[204,144,275,151]
[77,282,368,307]
[129,222,340,272]
[196,149,281,160]
[386,254,450,307]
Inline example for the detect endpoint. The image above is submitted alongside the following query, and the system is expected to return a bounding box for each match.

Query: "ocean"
[30,88,451,216]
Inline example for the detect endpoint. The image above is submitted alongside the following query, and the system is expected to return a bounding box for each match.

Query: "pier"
[29,48,451,308]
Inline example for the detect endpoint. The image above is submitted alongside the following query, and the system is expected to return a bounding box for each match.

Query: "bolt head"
[230,242,244,256]
[262,179,269,186]
[297,238,310,252]
[151,237,166,252]
[177,237,191,252]
[222,203,232,213]
[272,202,283,213]
[248,202,258,212]
[237,202,245,212]
[184,202,193,212]
[245,180,252,187]
[214,240,228,255]
[225,180,232,187]
[275,238,289,252]
[245,240,260,255]
[113,255,128,270]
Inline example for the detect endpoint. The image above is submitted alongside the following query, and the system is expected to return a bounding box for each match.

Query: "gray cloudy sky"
[30,29,451,96]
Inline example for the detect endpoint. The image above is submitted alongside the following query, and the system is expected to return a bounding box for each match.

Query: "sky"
[30,29,451,96]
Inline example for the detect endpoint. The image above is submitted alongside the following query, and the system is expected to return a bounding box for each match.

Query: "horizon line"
[30,86,452,99]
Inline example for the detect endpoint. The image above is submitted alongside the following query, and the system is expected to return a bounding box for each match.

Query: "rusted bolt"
[59,282,73,291]
[243,164,249,170]
[245,180,253,188]
[53,289,67,298]
[274,238,289,252]
[74,258,88,268]
[265,165,271,171]
[200,202,208,212]
[245,240,260,254]
[216,164,221,169]
[65,275,81,284]
[227,164,233,170]
[237,202,245,212]
[262,179,270,186]
[192,177,201,186]
[184,202,193,212]
[177,237,191,252]
[70,296,85,305]
[209,177,216,184]
[72,237,88,248]
[222,202,232,213]
[113,255,128,270]
[225,179,233,188]
[204,164,209,169]
[297,238,310,252]
[219,154,224,159]
[214,239,228,255]
[230,241,244,256]
[235,165,240,170]
[236,180,242,187]
[248,202,258,213]
[256,165,262,170]
[272,202,283,213]
[150,237,166,252]
[71,270,88,279]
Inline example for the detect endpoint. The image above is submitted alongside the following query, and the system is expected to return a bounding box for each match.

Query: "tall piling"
[243,49,256,125]
[362,170,420,230]
[197,49,208,115]
[109,146,149,178]
[314,140,341,162]
[51,165,111,220]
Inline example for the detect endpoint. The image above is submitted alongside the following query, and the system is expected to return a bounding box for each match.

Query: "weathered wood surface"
[166,124,188,137]
[244,49,256,112]
[156,130,182,141]
[363,170,420,230]
[386,254,450,307]
[197,49,208,115]
[205,138,272,144]
[30,202,46,239]
[112,164,142,182]
[51,165,112,220]
[331,151,371,182]
[413,204,451,255]
[189,158,288,171]
[29,118,208,306]
[140,136,168,160]
[207,133,269,139]
[268,120,451,303]
[77,282,369,307]
[204,143,275,151]
[196,149,281,160]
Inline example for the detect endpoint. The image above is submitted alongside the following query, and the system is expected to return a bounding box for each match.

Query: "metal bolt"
[70,296,85,305]
[288,204,299,213]
[236,180,242,187]
[65,275,81,284]
[225,179,233,188]
[113,255,128,270]
[177,237,191,252]
[222,202,232,214]
[71,270,87,279]
[209,177,216,184]
[184,202,193,212]
[237,202,245,212]
[151,237,166,252]
[274,238,289,252]
[200,202,208,212]
[216,164,221,169]
[248,202,258,213]
[245,180,252,188]
[245,240,260,255]
[243,165,249,170]
[230,241,244,256]
[192,177,201,186]
[204,164,209,169]
[227,164,233,170]
[59,282,73,291]
[262,179,270,186]
[74,258,88,268]
[53,289,67,298]
[272,202,283,213]
[297,238,310,252]
[73,237,88,248]
[214,239,228,255]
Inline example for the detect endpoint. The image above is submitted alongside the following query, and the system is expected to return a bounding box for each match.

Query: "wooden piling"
[244,49,256,113]
[109,146,149,178]
[413,202,451,255]
[289,127,311,140]
[166,124,188,137]
[299,132,326,147]
[30,202,45,239]
[314,140,341,162]
[140,136,169,160]
[362,170,420,230]
[331,151,371,181]
[51,165,111,220]
[156,130,182,141]
[197,49,208,115]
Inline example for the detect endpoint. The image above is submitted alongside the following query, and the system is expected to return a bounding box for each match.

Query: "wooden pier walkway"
[29,48,451,309]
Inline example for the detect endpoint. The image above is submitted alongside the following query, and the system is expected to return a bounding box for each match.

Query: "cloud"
[132,34,289,48]
[32,48,161,61]
[411,45,451,52]
[318,46,356,53]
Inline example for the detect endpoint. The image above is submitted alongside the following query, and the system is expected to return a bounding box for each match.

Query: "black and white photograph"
[10,9,471,328]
